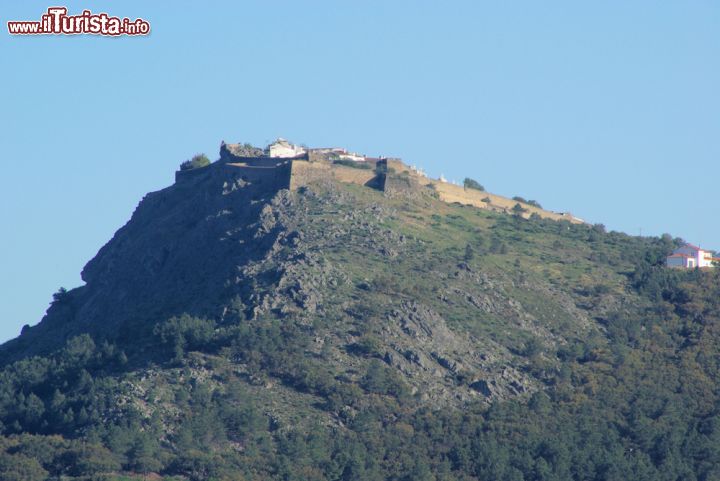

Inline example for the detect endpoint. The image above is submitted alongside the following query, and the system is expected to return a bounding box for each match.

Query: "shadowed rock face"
[1,167,286,362]
[220,141,264,159]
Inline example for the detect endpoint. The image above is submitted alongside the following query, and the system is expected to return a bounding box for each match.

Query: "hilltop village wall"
[430,182,580,222]
[288,161,379,190]
[175,142,583,224]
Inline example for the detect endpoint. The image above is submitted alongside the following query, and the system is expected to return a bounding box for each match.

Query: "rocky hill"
[0,147,718,481]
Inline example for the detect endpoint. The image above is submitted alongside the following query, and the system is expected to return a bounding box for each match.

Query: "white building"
[666,244,718,269]
[267,138,306,158]
[337,152,366,162]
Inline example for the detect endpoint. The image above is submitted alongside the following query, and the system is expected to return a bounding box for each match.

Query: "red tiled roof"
[672,244,716,255]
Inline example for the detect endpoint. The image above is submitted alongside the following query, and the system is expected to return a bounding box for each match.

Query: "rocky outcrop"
[1,163,285,361]
[220,141,264,160]
[1,157,599,411]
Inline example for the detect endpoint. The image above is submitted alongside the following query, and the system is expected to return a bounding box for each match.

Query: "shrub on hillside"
[52,287,70,305]
[489,237,508,254]
[522,337,543,358]
[154,314,217,361]
[0,452,48,481]
[512,203,527,214]
[348,336,382,358]
[510,196,542,209]
[180,154,211,171]
[361,359,409,398]
[333,159,372,170]
[463,178,485,191]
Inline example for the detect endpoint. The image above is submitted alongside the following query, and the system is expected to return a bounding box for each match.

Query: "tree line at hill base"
[0,263,718,480]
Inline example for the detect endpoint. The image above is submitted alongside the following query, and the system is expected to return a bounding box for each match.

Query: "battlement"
[175,144,295,191]
[428,180,582,223]
[175,141,584,224]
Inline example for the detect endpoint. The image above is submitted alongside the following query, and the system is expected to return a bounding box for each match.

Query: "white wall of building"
[666,244,716,269]
[666,256,689,268]
[699,250,714,268]
[338,153,365,162]
[268,139,305,158]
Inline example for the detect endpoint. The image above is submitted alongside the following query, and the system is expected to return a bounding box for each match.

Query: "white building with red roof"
[666,244,718,269]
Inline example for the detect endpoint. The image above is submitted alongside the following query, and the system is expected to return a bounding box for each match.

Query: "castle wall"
[429,181,580,223]
[289,161,379,190]
[243,157,289,168]
[176,159,292,190]
[175,165,212,182]
[308,151,330,163]
[176,150,583,224]
[332,164,379,186]
[223,162,292,190]
[221,155,299,168]
[382,173,422,198]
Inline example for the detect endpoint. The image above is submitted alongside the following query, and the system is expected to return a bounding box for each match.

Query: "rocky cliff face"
[4,153,712,480]
[1,167,281,361]
[0,161,642,409]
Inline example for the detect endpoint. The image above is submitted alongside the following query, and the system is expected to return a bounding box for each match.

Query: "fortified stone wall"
[381,172,423,199]
[308,151,330,163]
[176,151,583,224]
[288,161,379,190]
[175,158,292,191]
[223,162,293,190]
[175,165,211,183]
[429,181,581,223]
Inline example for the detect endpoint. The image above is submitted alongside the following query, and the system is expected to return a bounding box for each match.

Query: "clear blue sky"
[2,1,718,343]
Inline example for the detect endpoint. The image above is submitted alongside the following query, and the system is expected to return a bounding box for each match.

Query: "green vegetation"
[464,243,475,261]
[180,154,210,171]
[1,177,712,480]
[511,196,542,208]
[51,287,69,304]
[463,177,485,191]
[333,159,372,170]
[512,202,527,214]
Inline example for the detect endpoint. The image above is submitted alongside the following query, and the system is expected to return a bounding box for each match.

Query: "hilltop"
[179,139,584,223]
[0,140,718,481]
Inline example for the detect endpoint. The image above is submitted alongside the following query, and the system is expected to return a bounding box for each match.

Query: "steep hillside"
[1,157,718,481]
